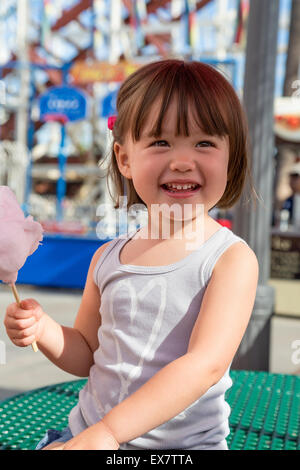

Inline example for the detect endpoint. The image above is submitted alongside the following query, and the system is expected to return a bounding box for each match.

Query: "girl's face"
[114,98,229,222]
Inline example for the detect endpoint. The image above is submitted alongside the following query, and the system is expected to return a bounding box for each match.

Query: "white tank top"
[69,226,248,450]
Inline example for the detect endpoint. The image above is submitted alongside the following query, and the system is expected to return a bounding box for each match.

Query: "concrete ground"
[0,283,83,401]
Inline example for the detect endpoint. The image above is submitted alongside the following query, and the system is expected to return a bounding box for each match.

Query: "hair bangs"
[185,67,230,137]
[129,64,178,142]
[130,63,230,141]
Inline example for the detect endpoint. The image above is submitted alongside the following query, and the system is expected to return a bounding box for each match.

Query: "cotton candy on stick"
[0,186,43,352]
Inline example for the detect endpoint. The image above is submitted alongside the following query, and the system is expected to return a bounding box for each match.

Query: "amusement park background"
[0,0,300,401]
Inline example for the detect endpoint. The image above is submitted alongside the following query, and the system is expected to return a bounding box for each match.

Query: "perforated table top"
[0,370,299,450]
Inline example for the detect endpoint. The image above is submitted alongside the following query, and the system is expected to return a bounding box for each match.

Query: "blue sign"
[39,86,88,122]
[100,89,118,117]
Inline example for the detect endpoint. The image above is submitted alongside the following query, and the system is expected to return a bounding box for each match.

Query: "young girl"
[4,59,259,451]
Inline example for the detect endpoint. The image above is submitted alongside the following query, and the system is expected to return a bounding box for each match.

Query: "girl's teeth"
[165,184,197,191]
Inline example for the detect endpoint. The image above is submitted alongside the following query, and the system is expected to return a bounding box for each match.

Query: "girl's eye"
[196,141,215,147]
[150,140,169,147]
[149,140,215,147]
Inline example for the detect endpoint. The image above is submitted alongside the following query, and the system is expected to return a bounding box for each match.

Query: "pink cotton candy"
[0,186,43,285]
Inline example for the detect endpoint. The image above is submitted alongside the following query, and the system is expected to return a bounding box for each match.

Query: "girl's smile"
[160,182,202,198]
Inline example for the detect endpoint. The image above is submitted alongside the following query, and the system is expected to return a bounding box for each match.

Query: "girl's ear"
[113,141,132,180]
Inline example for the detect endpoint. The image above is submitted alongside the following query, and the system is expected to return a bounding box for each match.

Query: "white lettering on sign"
[48,98,80,111]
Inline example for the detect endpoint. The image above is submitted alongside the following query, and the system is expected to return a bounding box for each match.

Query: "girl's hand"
[4,298,47,348]
[43,422,120,451]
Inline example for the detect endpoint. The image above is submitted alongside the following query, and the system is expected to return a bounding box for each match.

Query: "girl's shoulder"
[213,238,258,278]
[92,239,117,270]
[93,227,140,269]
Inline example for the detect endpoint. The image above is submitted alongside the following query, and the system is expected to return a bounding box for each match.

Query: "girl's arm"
[37,241,111,377]
[60,241,259,449]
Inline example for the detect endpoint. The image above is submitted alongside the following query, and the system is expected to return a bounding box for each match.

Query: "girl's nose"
[169,156,196,172]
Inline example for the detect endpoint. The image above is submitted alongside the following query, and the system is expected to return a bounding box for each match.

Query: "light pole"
[232,0,280,371]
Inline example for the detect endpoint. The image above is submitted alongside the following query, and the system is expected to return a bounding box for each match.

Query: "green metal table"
[0,370,299,450]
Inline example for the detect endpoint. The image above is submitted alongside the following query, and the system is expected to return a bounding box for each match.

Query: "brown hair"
[99,59,258,211]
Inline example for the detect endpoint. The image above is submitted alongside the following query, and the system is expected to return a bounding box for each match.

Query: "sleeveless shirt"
[68,225,249,450]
